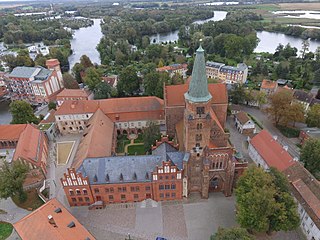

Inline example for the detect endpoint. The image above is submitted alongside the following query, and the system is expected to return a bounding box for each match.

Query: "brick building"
[60,46,247,207]
[156,63,188,79]
[260,79,278,95]
[5,59,64,105]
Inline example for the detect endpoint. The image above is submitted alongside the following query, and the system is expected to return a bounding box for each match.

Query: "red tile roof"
[250,130,294,171]
[156,63,187,72]
[292,179,320,219]
[235,111,250,125]
[0,124,27,141]
[13,124,46,163]
[165,83,227,107]
[72,109,115,170]
[261,79,277,90]
[14,198,95,240]
[55,97,165,122]
[56,89,89,99]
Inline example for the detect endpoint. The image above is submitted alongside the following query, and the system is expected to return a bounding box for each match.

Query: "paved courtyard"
[70,193,237,240]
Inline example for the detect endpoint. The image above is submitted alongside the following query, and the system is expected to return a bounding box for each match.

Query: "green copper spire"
[184,44,212,103]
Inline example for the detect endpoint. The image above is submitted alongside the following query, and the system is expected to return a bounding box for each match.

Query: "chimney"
[273,135,278,141]
[283,145,288,151]
[48,215,57,227]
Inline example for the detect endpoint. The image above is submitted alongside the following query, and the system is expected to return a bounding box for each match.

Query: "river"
[0,101,12,124]
[68,18,103,69]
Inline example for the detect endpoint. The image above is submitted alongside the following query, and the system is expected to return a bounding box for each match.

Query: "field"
[57,141,75,165]
[279,2,320,11]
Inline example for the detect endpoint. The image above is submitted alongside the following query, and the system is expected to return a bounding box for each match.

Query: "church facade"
[61,46,247,207]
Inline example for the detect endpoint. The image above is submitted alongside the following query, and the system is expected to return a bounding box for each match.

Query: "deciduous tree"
[236,166,299,234]
[210,227,254,240]
[94,82,112,99]
[9,100,39,124]
[266,91,293,125]
[300,139,320,179]
[83,67,102,91]
[62,73,79,89]
[143,121,161,153]
[0,161,28,202]
[117,66,140,96]
[48,101,57,111]
[306,104,320,127]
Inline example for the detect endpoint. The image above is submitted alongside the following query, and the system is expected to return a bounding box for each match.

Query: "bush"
[276,125,300,138]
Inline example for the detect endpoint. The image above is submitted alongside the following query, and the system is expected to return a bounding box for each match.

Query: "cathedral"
[61,46,247,207]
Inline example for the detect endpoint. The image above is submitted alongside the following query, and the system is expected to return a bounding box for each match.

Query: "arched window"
[197,123,203,130]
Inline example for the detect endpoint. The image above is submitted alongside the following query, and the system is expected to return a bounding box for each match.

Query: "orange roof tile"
[40,109,56,124]
[72,109,115,170]
[261,79,277,90]
[165,83,227,107]
[292,179,320,219]
[0,124,27,141]
[235,111,250,125]
[56,89,89,99]
[13,125,46,163]
[14,198,95,240]
[55,97,165,122]
[250,130,294,171]
[209,108,224,131]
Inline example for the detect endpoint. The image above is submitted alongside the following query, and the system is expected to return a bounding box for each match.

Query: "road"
[241,106,301,159]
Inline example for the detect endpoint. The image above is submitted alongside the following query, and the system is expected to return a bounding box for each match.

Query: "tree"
[266,91,293,125]
[230,85,247,105]
[236,166,299,234]
[306,104,320,127]
[117,66,140,96]
[48,101,57,111]
[300,139,320,179]
[62,73,79,89]
[313,69,320,86]
[80,55,93,68]
[286,102,305,127]
[9,100,39,124]
[143,121,161,152]
[0,161,28,202]
[72,62,85,83]
[83,67,102,91]
[300,39,310,59]
[94,82,112,99]
[211,227,254,240]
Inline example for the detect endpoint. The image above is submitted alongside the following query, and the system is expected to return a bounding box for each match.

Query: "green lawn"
[134,134,144,143]
[0,222,13,240]
[116,135,131,153]
[127,145,145,155]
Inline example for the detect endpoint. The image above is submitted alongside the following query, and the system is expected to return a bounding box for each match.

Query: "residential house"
[229,104,241,115]
[293,90,316,112]
[101,75,118,88]
[260,79,278,95]
[299,127,320,145]
[14,198,96,240]
[283,163,320,240]
[5,59,64,105]
[56,89,93,106]
[248,129,295,171]
[234,111,255,135]
[156,63,188,79]
[39,109,58,141]
[206,61,248,84]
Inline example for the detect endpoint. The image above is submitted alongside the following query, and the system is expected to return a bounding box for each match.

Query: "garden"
[116,134,146,155]
[0,222,12,240]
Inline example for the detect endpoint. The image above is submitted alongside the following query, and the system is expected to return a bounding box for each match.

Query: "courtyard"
[70,193,237,240]
[116,134,145,155]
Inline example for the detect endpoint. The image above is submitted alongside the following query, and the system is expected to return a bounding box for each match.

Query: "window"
[85,197,90,202]
[165,176,169,180]
[145,186,151,191]
[197,123,202,129]
[171,193,176,198]
[160,193,164,198]
[69,190,74,196]
[159,176,163,180]
[165,193,170,198]
[76,189,81,195]
[165,185,170,190]
[109,195,114,201]
[196,107,205,115]
[110,187,114,193]
[122,187,127,192]
[118,187,122,192]
[94,188,99,193]
[135,186,140,192]
[171,175,175,179]
[310,222,314,227]
[105,188,109,193]
[78,197,83,202]
[121,194,126,201]
[131,186,135,192]
[171,184,176,190]
[96,196,102,201]
[134,194,139,199]
[159,185,164,190]
[71,198,76,203]
[196,134,202,141]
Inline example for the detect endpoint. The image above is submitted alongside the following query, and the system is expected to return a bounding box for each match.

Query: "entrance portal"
[209,177,220,192]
